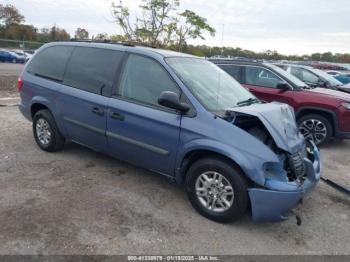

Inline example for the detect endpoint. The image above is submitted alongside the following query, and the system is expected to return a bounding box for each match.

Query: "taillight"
[18,77,23,92]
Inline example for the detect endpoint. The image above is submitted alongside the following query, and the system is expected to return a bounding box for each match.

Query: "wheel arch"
[30,96,53,118]
[175,142,263,186]
[296,106,337,136]
[31,103,49,118]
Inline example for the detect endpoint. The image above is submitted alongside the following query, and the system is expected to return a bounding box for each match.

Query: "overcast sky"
[4,0,350,55]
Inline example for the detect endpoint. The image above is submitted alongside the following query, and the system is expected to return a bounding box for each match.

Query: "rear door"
[57,47,124,152]
[242,65,294,105]
[218,64,243,83]
[107,53,181,175]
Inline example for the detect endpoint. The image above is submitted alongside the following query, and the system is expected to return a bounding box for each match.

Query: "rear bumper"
[249,142,321,223]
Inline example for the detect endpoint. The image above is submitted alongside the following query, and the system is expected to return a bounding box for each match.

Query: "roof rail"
[208,57,261,63]
[68,38,157,48]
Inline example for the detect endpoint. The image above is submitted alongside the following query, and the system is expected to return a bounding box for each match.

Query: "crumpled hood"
[227,102,305,154]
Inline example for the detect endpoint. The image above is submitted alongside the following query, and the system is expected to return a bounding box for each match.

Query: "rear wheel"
[33,109,65,152]
[186,157,249,223]
[298,114,332,146]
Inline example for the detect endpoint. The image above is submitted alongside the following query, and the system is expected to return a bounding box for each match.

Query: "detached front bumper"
[248,143,321,223]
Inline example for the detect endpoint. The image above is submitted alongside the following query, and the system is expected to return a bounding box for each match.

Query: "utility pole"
[221,24,224,55]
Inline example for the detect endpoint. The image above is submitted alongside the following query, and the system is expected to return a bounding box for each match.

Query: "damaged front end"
[223,102,321,222]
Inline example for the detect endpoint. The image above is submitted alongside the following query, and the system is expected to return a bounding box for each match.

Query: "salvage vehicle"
[211,59,350,146]
[18,42,321,223]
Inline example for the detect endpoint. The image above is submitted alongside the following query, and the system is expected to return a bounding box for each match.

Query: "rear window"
[63,47,124,96]
[27,46,74,81]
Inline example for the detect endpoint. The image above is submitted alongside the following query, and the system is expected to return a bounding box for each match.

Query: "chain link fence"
[0,38,44,52]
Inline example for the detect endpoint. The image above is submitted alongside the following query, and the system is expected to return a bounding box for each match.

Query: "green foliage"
[111,0,215,48]
[0,4,24,26]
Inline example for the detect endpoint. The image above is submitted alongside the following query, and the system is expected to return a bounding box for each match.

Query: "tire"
[297,114,332,146]
[186,157,249,223]
[33,109,65,152]
[12,58,16,63]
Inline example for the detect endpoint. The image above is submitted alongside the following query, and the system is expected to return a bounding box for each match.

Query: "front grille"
[288,150,306,180]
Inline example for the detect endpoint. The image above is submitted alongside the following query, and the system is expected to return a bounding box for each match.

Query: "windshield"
[166,57,256,111]
[266,63,308,88]
[310,68,343,86]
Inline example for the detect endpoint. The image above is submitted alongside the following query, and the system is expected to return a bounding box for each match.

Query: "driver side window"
[118,54,180,108]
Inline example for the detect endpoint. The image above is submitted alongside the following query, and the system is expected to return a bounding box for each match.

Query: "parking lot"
[0,63,350,255]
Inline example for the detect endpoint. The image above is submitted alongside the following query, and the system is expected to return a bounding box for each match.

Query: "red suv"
[211,60,350,145]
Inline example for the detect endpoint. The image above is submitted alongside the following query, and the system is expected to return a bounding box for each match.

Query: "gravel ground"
[0,105,349,255]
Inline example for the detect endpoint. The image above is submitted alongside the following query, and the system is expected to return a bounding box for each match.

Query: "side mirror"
[158,91,190,113]
[276,83,290,91]
[317,79,332,88]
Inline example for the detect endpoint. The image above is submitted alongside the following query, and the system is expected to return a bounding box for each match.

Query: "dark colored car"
[211,59,350,145]
[0,50,25,63]
[276,64,350,94]
[18,42,321,223]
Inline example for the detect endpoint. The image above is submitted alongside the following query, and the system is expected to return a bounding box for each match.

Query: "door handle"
[110,111,125,121]
[91,107,104,116]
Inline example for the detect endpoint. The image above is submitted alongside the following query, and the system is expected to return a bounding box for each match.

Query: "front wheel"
[186,157,249,223]
[12,58,17,63]
[298,114,332,146]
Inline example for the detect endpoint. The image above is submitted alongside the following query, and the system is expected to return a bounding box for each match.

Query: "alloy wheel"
[35,118,52,145]
[299,119,327,145]
[195,171,234,212]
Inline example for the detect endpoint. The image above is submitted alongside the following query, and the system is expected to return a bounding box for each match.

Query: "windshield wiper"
[236,98,260,107]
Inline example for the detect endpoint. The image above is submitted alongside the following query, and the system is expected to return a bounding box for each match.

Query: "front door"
[242,65,294,105]
[107,54,181,175]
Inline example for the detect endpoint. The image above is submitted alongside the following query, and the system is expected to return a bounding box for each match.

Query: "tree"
[176,10,215,51]
[0,4,25,26]
[137,0,179,46]
[111,0,215,47]
[110,34,128,42]
[49,25,70,41]
[75,27,89,39]
[94,33,109,41]
[3,23,37,40]
[112,0,180,45]
[321,52,333,62]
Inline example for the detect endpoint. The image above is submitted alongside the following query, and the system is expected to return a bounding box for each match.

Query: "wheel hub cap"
[36,118,51,145]
[195,171,234,213]
[299,119,327,145]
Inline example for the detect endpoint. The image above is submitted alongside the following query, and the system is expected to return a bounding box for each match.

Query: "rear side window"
[63,47,124,96]
[27,46,74,81]
[118,54,180,108]
[244,66,285,88]
[219,65,242,82]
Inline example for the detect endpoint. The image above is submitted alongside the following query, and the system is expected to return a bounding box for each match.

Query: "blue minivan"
[18,42,321,223]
